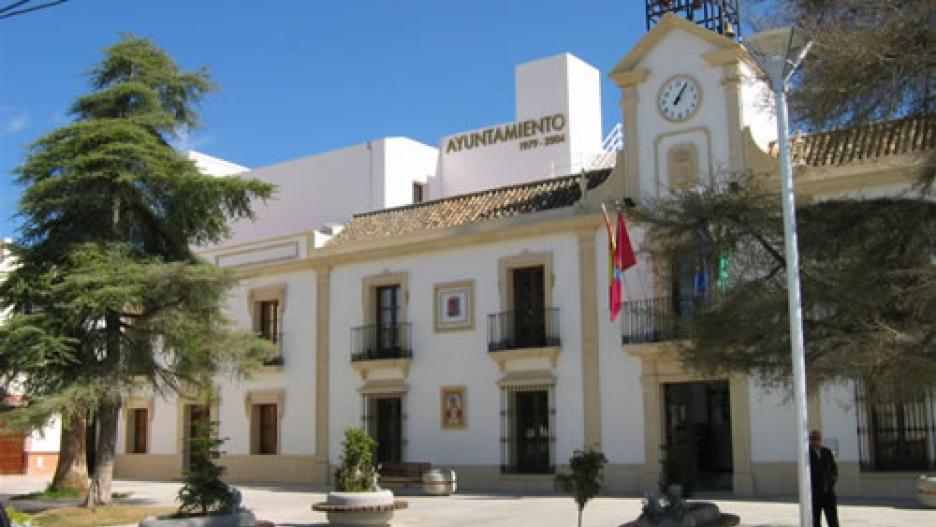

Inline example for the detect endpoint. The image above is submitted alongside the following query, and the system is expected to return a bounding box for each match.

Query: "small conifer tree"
[556,448,608,527]
[177,418,236,514]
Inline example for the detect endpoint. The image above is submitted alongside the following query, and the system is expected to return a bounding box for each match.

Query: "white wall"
[382,137,439,208]
[631,29,730,201]
[217,270,318,456]
[598,226,651,463]
[188,151,249,177]
[435,54,603,198]
[327,233,590,467]
[820,382,859,462]
[213,138,437,249]
[116,389,178,455]
[564,54,604,174]
[748,381,798,462]
[118,269,318,457]
[25,416,61,452]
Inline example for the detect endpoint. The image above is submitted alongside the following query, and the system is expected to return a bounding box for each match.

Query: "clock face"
[658,75,701,122]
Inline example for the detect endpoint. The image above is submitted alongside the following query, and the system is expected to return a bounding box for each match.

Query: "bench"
[378,462,431,486]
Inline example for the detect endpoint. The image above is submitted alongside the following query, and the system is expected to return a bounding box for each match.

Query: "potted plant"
[313,427,406,526]
[556,448,608,527]
[140,419,256,527]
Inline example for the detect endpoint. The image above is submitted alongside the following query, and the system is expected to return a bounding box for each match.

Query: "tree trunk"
[85,399,118,507]
[578,507,583,527]
[49,411,89,493]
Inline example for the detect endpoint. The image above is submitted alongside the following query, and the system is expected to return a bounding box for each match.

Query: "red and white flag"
[603,206,637,321]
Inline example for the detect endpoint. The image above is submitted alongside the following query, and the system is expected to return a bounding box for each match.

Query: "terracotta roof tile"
[328,168,612,246]
[769,114,935,167]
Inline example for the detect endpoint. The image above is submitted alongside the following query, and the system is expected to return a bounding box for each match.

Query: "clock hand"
[673,82,688,105]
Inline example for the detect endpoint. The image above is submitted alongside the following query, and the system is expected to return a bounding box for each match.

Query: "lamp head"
[743,26,813,88]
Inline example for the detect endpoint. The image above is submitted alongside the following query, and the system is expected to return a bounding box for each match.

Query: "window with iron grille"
[500,385,555,474]
[362,394,406,466]
[856,384,936,471]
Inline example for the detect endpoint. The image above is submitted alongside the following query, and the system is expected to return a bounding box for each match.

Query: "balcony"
[620,296,703,344]
[258,331,284,368]
[488,308,560,352]
[351,323,413,362]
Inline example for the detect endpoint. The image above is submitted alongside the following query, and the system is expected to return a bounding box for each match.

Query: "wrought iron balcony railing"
[620,296,704,344]
[351,323,413,361]
[487,307,560,352]
[258,331,284,366]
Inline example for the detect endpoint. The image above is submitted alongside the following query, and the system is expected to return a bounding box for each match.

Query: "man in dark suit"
[810,429,840,527]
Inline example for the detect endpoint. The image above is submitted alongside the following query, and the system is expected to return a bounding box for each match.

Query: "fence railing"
[620,296,706,344]
[351,323,413,361]
[257,331,284,366]
[856,385,936,471]
[487,307,560,351]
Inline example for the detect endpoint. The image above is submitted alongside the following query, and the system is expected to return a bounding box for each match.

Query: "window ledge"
[253,362,284,374]
[351,357,412,380]
[860,471,933,479]
[622,340,687,360]
[498,473,556,482]
[487,346,560,371]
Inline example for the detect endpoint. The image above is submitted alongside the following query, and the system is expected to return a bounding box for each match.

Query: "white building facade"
[111,14,934,499]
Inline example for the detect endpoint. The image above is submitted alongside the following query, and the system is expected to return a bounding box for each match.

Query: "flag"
[616,209,637,272]
[604,207,637,321]
[602,207,621,321]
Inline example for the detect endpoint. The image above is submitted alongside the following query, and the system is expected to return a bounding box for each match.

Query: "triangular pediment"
[609,13,738,85]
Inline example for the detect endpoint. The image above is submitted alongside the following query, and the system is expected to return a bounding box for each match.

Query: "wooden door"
[512,266,545,347]
[0,422,24,474]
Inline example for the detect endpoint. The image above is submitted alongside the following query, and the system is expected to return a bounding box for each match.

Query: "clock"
[658,75,701,122]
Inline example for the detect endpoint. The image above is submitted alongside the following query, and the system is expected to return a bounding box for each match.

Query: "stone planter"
[422,468,457,495]
[138,511,256,527]
[918,474,936,508]
[312,489,407,527]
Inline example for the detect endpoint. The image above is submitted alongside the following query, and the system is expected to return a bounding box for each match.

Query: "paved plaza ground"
[2,476,935,527]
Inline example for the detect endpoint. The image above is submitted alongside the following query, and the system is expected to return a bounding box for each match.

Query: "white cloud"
[0,107,29,134]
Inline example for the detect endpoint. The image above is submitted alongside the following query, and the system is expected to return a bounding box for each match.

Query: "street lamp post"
[742,27,814,527]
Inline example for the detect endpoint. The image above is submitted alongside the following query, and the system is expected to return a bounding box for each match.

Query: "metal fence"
[350,323,413,361]
[619,296,705,344]
[487,307,560,351]
[500,384,556,474]
[855,384,936,471]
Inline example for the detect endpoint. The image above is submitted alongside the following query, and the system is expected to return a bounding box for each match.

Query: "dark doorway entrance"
[513,390,551,473]
[184,404,210,469]
[512,266,545,347]
[367,396,402,466]
[664,381,733,490]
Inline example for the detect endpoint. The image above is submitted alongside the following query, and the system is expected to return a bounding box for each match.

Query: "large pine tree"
[633,176,936,399]
[0,36,275,506]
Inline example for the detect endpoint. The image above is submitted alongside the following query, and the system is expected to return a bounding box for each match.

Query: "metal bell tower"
[645,0,741,39]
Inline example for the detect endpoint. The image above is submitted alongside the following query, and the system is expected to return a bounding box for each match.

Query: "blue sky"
[0,0,732,236]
